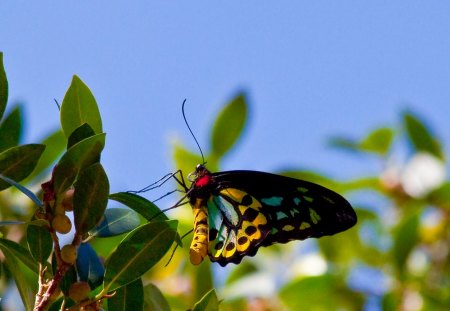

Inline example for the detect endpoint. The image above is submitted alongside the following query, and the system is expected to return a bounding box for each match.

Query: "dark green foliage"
[103,220,178,292]
[0,105,23,152]
[108,279,144,311]
[0,52,8,120]
[73,163,109,234]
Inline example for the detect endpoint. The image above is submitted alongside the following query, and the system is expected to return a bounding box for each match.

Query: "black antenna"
[182,99,205,164]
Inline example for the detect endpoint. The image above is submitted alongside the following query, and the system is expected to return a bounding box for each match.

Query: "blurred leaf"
[73,163,109,234]
[0,220,26,226]
[360,127,394,155]
[192,288,219,311]
[0,52,8,120]
[23,129,66,183]
[76,243,104,289]
[211,93,248,158]
[403,110,443,159]
[0,238,39,274]
[0,144,46,191]
[143,283,171,311]
[60,75,102,138]
[52,133,105,198]
[330,127,394,156]
[429,182,450,210]
[381,292,399,311]
[2,246,36,311]
[279,274,363,311]
[103,220,178,292]
[26,224,52,264]
[194,260,214,303]
[89,208,141,238]
[173,142,204,184]
[0,105,22,152]
[225,260,257,285]
[329,136,360,152]
[279,170,339,191]
[109,192,168,222]
[108,278,144,311]
[392,210,420,277]
[0,174,43,207]
[67,122,96,149]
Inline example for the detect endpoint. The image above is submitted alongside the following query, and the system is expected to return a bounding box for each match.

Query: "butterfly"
[184,164,357,267]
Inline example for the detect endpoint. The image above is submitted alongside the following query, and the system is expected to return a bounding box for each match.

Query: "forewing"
[213,171,357,247]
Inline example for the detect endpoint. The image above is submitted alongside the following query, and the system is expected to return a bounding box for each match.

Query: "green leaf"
[143,283,171,311]
[109,192,168,222]
[0,104,22,152]
[192,288,219,311]
[23,129,66,183]
[52,133,105,198]
[330,127,395,156]
[429,182,450,210]
[0,52,8,120]
[89,208,141,238]
[392,211,420,276]
[76,243,104,288]
[328,136,360,153]
[360,127,394,155]
[0,144,46,191]
[210,93,248,158]
[403,111,443,159]
[73,163,109,234]
[0,238,39,274]
[279,275,363,311]
[67,123,96,149]
[27,224,52,264]
[103,220,178,292]
[60,75,102,138]
[108,278,144,311]
[0,174,43,207]
[2,246,36,311]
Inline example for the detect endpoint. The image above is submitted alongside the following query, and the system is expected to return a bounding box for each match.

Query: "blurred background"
[1,2,450,310]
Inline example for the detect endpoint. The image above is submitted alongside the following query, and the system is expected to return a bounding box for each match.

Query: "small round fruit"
[60,244,77,264]
[68,281,91,302]
[52,214,72,234]
[61,188,75,212]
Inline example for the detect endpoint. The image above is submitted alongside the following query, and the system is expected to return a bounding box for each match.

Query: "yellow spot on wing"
[309,208,321,224]
[300,222,311,230]
[220,188,247,203]
[282,224,295,231]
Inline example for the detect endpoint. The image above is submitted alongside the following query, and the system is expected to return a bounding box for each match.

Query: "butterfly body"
[187,164,357,266]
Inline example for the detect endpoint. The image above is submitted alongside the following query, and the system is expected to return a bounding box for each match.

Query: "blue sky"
[1,2,450,194]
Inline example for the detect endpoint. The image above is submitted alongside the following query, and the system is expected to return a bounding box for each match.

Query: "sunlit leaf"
[0,105,22,152]
[109,192,168,222]
[0,144,45,191]
[194,260,214,303]
[192,288,219,311]
[73,163,109,234]
[403,111,443,159]
[392,210,420,277]
[143,283,171,311]
[279,274,363,310]
[429,182,450,210]
[27,224,52,264]
[0,174,43,207]
[360,127,394,155]
[0,52,8,120]
[103,220,178,292]
[108,278,144,311]
[52,133,105,198]
[76,243,104,289]
[0,238,39,274]
[2,246,36,311]
[60,75,102,138]
[210,93,248,158]
[23,129,66,183]
[173,142,204,184]
[89,208,141,238]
